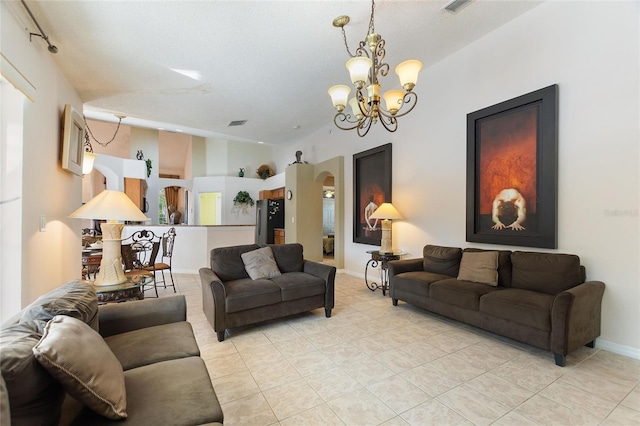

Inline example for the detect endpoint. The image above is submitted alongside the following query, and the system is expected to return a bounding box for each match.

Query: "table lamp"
[70,190,148,286]
[369,202,404,254]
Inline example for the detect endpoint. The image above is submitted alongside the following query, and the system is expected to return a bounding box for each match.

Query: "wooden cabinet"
[259,187,285,200]
[124,178,144,211]
[274,228,285,245]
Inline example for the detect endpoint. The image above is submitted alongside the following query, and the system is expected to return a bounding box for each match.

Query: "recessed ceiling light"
[293,125,301,130]
[257,141,264,144]
[158,127,165,131]
[175,129,183,132]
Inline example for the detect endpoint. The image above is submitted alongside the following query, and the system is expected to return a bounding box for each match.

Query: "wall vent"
[228,120,247,127]
[443,0,471,13]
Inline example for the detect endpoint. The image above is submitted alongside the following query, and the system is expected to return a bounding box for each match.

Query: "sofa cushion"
[241,246,282,280]
[422,245,462,277]
[32,315,127,420]
[20,280,98,331]
[270,272,326,301]
[0,321,64,426]
[269,243,305,273]
[104,321,200,370]
[210,244,260,282]
[224,278,282,313]
[464,248,513,288]
[71,357,224,425]
[392,271,453,298]
[430,278,500,310]
[457,251,499,286]
[480,288,555,331]
[511,251,582,295]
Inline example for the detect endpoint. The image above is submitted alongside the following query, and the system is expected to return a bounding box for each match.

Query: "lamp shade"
[369,202,404,220]
[82,152,97,175]
[69,190,148,222]
[348,97,363,119]
[395,60,422,90]
[346,56,372,88]
[382,90,405,114]
[328,85,351,112]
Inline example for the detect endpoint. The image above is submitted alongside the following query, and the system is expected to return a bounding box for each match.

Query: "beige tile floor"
[156,273,640,426]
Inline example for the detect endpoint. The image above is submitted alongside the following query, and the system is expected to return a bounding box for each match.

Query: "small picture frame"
[61,104,85,176]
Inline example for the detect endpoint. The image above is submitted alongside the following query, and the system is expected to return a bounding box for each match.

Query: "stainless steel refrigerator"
[255,199,284,245]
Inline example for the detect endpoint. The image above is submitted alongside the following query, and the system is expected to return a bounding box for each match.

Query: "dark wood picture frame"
[466,85,558,249]
[353,143,392,245]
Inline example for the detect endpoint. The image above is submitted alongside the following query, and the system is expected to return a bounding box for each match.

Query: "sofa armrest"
[550,280,605,356]
[303,260,336,310]
[98,295,187,338]
[388,258,423,278]
[199,268,227,334]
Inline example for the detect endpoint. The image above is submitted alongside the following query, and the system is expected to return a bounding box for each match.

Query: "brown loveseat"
[0,280,223,425]
[388,245,605,366]
[199,243,335,341]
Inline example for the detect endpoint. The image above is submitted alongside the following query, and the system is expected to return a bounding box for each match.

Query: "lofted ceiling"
[20,0,542,147]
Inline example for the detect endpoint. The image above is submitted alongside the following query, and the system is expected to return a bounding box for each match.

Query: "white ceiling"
[22,0,543,147]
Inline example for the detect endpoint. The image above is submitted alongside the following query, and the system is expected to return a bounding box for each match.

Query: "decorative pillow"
[20,280,98,331]
[457,251,499,286]
[0,321,65,424]
[241,246,282,280]
[422,245,463,276]
[32,316,127,420]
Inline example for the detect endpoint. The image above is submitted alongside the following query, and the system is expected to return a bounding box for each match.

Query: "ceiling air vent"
[228,120,247,127]
[443,0,471,13]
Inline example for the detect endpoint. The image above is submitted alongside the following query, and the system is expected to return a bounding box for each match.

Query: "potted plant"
[232,191,255,217]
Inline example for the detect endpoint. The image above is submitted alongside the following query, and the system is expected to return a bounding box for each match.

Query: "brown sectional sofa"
[199,243,336,341]
[388,245,605,366]
[0,280,223,425]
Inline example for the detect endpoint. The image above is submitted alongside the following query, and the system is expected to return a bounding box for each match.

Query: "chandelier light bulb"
[395,60,423,92]
[328,85,351,112]
[346,57,372,90]
[348,97,364,119]
[382,90,405,115]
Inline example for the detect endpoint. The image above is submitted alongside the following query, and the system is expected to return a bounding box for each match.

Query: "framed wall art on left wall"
[61,104,85,176]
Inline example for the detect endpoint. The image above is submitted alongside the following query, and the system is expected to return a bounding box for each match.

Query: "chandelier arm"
[356,117,374,137]
[392,92,419,118]
[378,114,398,133]
[83,116,124,148]
[334,113,363,131]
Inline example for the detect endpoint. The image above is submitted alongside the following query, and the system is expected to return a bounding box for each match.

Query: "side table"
[365,250,406,296]
[91,275,154,304]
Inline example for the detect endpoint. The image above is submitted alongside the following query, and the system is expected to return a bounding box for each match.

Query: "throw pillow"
[20,280,98,331]
[241,246,282,280]
[32,315,127,420]
[457,251,499,286]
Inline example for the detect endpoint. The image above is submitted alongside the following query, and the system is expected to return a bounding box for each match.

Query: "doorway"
[322,176,335,266]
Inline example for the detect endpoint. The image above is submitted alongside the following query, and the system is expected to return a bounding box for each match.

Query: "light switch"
[39,215,46,232]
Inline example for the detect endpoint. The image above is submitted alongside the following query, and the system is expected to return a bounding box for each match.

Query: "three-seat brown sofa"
[389,245,605,366]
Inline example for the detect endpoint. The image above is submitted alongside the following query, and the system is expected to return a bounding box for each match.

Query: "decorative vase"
[239,168,245,177]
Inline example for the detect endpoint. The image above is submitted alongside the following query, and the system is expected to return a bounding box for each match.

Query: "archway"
[314,157,344,269]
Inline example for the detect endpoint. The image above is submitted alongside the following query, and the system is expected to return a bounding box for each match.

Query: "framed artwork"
[61,104,85,176]
[353,143,392,245]
[466,85,558,249]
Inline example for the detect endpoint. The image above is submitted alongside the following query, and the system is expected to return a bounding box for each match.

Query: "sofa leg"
[585,340,595,348]
[392,298,398,306]
[325,308,332,318]
[217,331,225,342]
[554,353,566,367]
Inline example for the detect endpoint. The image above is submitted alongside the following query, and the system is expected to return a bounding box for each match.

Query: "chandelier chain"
[83,116,123,148]
[341,0,377,58]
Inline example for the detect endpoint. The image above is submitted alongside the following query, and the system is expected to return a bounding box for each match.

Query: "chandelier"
[328,0,422,137]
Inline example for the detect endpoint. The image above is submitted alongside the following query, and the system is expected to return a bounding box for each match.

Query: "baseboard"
[596,339,640,360]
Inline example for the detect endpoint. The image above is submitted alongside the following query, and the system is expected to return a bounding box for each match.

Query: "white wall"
[1,2,84,310]
[274,1,639,355]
